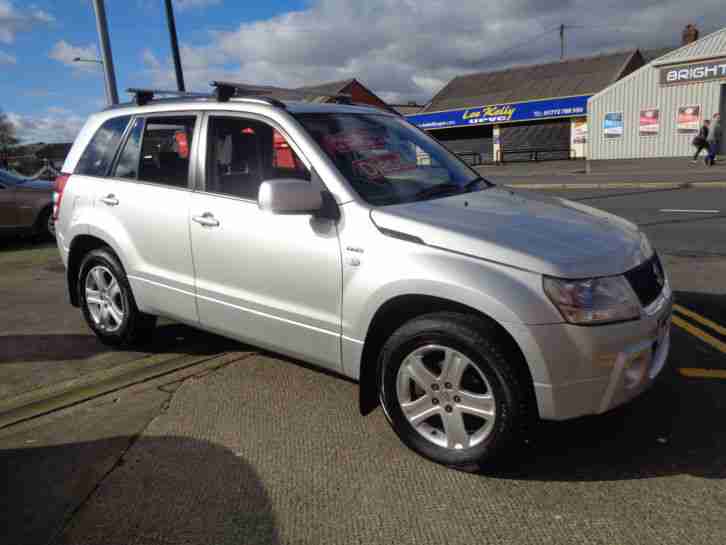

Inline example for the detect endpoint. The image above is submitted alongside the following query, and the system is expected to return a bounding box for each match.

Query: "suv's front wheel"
[379,312,531,471]
[78,247,156,347]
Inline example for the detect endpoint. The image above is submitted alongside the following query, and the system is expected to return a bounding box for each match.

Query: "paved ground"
[548,187,726,257]
[2,185,726,545]
[480,157,726,187]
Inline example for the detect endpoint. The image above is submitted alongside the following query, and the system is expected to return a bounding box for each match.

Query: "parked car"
[0,168,55,240]
[54,89,672,470]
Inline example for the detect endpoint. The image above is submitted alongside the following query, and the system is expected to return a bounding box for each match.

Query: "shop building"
[231,78,392,110]
[588,27,726,160]
[406,51,644,163]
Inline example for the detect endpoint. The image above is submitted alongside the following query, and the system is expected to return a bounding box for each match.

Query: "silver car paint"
[58,98,671,421]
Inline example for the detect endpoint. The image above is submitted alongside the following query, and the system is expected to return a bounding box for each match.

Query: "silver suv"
[55,85,672,469]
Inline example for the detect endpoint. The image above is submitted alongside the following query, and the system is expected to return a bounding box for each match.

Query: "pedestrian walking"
[692,119,710,163]
[706,113,721,166]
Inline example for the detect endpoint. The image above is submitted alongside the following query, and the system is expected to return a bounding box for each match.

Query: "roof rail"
[210,81,287,109]
[126,88,209,106]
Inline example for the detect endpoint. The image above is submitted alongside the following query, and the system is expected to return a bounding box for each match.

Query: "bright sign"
[406,95,590,130]
[660,58,726,85]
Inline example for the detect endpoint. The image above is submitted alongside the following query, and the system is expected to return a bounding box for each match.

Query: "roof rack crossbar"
[210,81,288,109]
[126,88,209,106]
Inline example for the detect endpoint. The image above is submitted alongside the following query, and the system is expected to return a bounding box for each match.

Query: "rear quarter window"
[75,116,131,177]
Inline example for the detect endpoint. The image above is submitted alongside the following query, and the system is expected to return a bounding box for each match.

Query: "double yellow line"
[673,303,726,379]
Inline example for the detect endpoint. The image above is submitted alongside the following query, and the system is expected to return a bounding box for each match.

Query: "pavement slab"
[58,353,726,545]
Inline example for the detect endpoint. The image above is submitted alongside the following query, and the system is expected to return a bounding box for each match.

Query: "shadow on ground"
[0,323,244,364]
[1,435,278,545]
[0,238,55,252]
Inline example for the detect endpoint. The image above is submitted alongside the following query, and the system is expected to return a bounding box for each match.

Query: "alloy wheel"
[396,344,496,450]
[85,265,125,332]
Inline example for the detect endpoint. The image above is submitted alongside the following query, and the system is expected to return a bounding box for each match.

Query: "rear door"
[101,113,200,323]
[189,113,342,370]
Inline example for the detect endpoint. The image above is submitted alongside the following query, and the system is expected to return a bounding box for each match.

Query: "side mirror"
[258,179,323,215]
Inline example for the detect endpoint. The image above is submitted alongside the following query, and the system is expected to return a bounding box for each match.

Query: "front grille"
[624,254,665,307]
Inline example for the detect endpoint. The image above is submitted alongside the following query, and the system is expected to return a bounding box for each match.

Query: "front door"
[190,114,342,370]
[720,84,725,155]
[100,114,199,323]
[0,178,17,229]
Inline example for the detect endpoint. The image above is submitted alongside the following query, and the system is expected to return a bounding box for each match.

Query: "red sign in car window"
[352,152,416,181]
[323,130,386,154]
[174,131,189,159]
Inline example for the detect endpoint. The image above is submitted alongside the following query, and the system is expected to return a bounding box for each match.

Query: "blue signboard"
[407,95,591,130]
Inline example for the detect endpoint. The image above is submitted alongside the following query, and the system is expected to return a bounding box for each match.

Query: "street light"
[73,57,111,105]
[73,56,103,65]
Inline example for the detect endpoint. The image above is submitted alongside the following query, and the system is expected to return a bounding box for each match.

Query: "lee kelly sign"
[660,57,726,85]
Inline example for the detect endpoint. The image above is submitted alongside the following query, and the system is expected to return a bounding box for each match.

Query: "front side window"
[206,116,310,200]
[137,116,196,188]
[75,116,131,177]
[294,113,487,206]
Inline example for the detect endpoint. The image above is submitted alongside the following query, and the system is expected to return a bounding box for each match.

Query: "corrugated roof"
[641,47,677,64]
[424,50,640,112]
[653,27,726,65]
[390,104,424,116]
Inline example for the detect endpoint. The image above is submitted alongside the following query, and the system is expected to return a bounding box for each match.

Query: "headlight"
[543,275,641,325]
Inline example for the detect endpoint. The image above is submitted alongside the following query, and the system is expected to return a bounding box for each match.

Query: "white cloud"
[6,110,85,144]
[173,0,222,10]
[49,40,100,72]
[0,0,54,44]
[46,106,72,115]
[141,0,726,103]
[0,49,15,64]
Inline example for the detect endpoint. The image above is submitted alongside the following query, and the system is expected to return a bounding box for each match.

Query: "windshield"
[293,113,489,206]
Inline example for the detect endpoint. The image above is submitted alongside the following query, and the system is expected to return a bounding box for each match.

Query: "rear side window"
[137,116,196,188]
[113,118,144,179]
[75,116,131,177]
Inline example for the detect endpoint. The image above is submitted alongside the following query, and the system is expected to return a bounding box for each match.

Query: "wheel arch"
[66,234,116,307]
[358,294,537,418]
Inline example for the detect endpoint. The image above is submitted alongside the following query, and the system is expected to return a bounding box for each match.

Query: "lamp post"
[73,57,111,106]
[91,0,119,105]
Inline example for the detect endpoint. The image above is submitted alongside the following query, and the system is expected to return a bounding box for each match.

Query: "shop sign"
[603,112,624,139]
[660,58,726,85]
[406,95,590,130]
[676,105,700,134]
[639,108,660,136]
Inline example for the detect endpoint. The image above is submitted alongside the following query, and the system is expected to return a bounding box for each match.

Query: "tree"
[0,109,18,167]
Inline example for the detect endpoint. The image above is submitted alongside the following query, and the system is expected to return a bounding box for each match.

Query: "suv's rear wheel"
[379,312,531,471]
[78,248,156,347]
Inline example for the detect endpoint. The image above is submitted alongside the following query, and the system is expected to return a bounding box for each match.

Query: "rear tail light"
[53,173,70,221]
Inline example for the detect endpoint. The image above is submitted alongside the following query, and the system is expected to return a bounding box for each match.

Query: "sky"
[2,0,726,143]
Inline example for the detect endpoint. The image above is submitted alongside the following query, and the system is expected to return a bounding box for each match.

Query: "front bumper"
[510,285,672,421]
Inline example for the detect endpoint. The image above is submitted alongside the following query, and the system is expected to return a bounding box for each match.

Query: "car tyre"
[379,312,531,471]
[78,247,156,347]
[34,207,55,241]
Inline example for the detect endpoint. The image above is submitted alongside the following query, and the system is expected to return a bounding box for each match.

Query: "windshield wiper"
[415,183,461,200]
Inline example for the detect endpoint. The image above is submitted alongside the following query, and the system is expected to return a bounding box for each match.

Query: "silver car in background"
[54,91,672,469]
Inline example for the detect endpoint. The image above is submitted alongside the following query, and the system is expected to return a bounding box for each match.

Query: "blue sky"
[3,0,726,143]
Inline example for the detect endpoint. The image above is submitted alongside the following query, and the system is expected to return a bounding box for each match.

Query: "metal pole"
[164,0,185,92]
[91,0,119,105]
[560,24,565,60]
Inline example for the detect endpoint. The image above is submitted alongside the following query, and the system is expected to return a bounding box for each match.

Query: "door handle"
[192,212,220,227]
[100,194,119,206]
